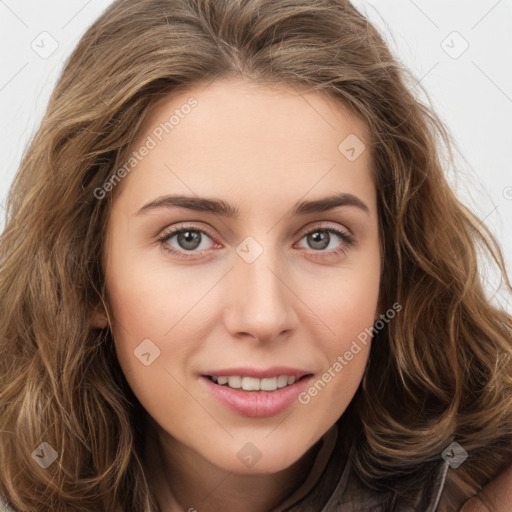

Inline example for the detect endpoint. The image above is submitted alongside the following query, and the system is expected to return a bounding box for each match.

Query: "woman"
[0,0,511,511]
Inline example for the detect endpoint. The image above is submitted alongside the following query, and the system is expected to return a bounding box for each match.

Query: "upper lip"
[202,366,313,380]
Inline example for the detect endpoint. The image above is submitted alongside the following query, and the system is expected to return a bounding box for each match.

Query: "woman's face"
[99,77,381,474]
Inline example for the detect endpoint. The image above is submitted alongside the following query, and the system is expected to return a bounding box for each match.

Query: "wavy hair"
[1,0,511,510]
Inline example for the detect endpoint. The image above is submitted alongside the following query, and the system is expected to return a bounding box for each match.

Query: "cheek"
[315,252,381,347]
[300,251,380,413]
[105,266,196,426]
[299,301,374,426]
[104,240,218,413]
[105,239,200,340]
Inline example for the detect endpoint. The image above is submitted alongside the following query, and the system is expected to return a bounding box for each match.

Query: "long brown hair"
[1,1,511,510]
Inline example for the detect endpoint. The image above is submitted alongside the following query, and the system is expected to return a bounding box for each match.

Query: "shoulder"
[318,456,449,511]
[459,463,512,512]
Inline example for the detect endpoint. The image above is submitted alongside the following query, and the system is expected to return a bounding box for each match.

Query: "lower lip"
[200,375,313,418]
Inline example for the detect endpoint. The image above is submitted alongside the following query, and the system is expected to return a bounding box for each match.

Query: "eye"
[156,222,354,259]
[156,224,217,258]
[295,224,354,258]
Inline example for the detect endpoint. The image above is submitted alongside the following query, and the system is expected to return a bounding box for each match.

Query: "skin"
[460,463,512,511]
[91,77,382,511]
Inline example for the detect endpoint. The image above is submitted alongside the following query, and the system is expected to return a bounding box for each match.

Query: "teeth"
[261,378,278,391]
[210,375,301,391]
[277,376,288,388]
[242,377,260,391]
[227,376,242,389]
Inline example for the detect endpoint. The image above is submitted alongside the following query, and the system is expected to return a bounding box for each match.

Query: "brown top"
[271,421,449,512]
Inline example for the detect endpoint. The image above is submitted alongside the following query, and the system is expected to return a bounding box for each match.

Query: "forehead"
[113,78,375,216]
[134,77,371,156]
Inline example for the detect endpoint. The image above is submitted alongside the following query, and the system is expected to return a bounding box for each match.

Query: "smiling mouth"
[204,374,312,392]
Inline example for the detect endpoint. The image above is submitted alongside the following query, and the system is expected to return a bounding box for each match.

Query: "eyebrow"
[136,192,370,218]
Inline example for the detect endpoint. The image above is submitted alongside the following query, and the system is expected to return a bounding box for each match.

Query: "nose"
[223,242,299,343]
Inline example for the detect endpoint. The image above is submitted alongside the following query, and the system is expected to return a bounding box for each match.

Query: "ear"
[90,307,108,329]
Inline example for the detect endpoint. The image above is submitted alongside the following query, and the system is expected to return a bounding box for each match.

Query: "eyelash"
[156,223,355,260]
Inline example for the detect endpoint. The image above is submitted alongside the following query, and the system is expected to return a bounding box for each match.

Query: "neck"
[142,417,323,512]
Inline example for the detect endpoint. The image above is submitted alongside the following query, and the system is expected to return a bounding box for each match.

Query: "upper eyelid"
[158,222,216,241]
[158,221,351,246]
[296,222,351,237]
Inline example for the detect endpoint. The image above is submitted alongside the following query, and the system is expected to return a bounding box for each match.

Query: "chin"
[204,440,310,476]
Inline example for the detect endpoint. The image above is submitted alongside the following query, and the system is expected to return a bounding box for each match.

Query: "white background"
[0,0,511,311]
